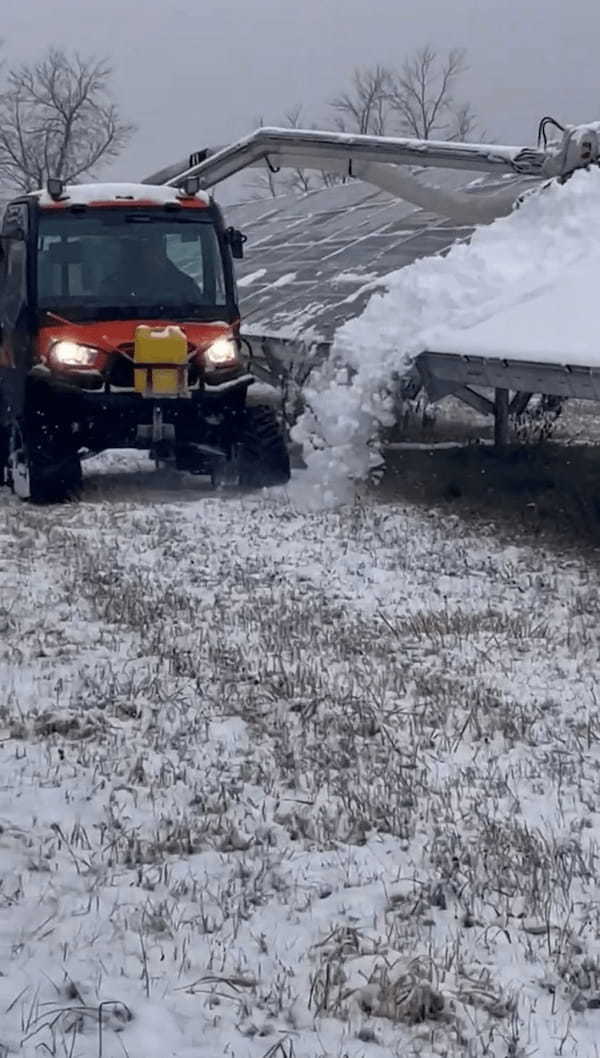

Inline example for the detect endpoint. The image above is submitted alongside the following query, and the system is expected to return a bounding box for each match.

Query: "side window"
[37,234,61,298]
[2,203,28,240]
[0,239,27,323]
[214,247,227,306]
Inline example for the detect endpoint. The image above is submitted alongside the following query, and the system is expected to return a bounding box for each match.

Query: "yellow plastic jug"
[133,325,188,397]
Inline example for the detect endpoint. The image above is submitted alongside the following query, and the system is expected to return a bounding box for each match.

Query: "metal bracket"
[416,357,495,416]
[136,409,176,445]
[509,391,532,416]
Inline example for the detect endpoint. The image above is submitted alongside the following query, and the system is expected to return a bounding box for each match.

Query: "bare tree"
[280,104,315,194]
[0,48,134,192]
[388,45,477,141]
[245,106,337,199]
[241,47,480,203]
[330,64,392,136]
[450,100,479,141]
[280,104,349,194]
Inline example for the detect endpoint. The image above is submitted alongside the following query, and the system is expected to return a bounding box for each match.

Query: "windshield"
[37,209,229,322]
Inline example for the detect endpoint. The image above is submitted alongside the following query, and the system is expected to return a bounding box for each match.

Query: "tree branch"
[0,46,134,192]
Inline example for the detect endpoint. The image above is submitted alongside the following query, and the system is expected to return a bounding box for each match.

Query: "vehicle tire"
[238,405,291,488]
[175,443,209,476]
[8,419,82,504]
[210,450,241,489]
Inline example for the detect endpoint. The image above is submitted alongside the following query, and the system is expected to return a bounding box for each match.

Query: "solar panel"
[226,172,476,344]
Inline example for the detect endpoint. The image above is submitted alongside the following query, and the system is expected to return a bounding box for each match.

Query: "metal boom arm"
[145,127,526,189]
[144,121,600,225]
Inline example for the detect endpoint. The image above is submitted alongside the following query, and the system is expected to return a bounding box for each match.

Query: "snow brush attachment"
[538,117,600,180]
[133,325,189,398]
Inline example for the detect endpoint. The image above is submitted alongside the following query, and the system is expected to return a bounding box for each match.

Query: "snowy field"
[2,452,600,1058]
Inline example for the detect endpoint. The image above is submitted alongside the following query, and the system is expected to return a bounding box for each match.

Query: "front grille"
[107,342,200,390]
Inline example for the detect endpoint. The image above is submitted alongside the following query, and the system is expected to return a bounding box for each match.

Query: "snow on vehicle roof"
[35,182,210,207]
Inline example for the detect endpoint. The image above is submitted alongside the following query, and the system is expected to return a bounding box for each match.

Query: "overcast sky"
[4,0,600,196]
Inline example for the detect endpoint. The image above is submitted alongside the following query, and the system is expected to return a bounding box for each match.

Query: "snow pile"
[293,168,600,506]
[432,254,600,364]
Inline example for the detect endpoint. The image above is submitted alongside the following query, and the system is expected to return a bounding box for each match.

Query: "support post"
[494,387,510,449]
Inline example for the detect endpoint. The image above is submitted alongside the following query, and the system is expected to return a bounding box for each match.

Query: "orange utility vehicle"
[0,177,289,501]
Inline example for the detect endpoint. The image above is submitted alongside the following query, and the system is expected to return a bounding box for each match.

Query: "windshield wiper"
[43,309,74,326]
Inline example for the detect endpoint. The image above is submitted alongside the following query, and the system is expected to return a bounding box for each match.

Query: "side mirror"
[225,227,247,260]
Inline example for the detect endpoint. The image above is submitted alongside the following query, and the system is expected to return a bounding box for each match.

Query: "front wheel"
[7,420,82,504]
[237,405,291,488]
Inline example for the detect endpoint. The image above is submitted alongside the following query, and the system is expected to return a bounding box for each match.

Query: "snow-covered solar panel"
[225,174,476,343]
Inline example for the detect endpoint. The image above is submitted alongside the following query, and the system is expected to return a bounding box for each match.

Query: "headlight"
[50,341,98,367]
[204,337,238,367]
